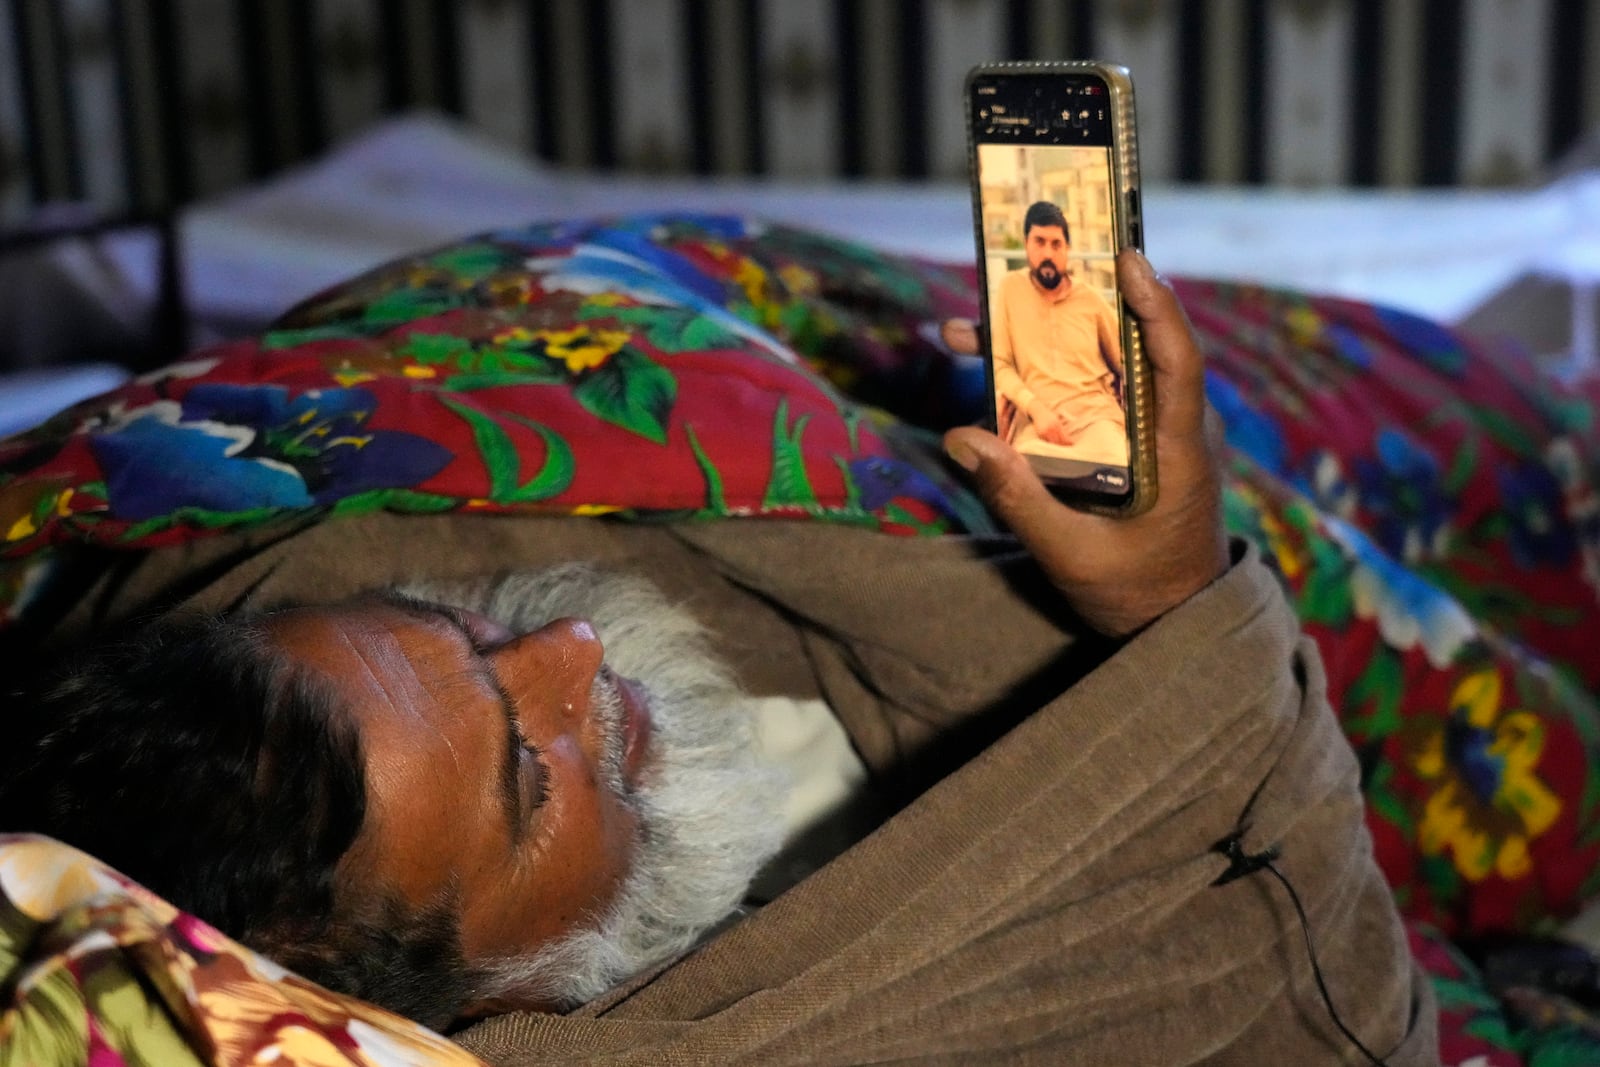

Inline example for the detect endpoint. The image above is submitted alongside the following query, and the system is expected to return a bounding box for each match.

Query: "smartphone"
[965,61,1154,516]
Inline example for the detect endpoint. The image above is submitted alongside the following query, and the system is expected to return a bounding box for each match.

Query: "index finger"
[1117,250,1207,440]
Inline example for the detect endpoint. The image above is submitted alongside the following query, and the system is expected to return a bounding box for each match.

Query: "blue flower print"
[521,240,797,367]
[1323,515,1476,669]
[1324,322,1372,371]
[1205,369,1288,477]
[1353,427,1454,563]
[1375,306,1466,376]
[1496,459,1577,568]
[90,384,452,520]
[847,455,951,514]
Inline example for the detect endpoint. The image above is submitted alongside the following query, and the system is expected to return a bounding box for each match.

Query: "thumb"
[943,425,1076,548]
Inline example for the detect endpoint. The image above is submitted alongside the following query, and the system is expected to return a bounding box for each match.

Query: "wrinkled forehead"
[256,598,512,900]
[256,599,462,733]
[262,600,400,671]
[259,592,452,665]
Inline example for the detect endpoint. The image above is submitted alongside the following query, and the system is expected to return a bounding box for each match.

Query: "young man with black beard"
[1,252,1437,1064]
[990,199,1128,465]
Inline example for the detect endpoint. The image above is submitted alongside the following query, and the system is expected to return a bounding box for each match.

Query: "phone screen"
[970,71,1136,502]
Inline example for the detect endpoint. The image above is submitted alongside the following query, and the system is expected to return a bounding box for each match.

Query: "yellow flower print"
[0,836,131,923]
[0,837,480,1066]
[1228,481,1305,580]
[192,957,482,1066]
[2,479,71,544]
[494,326,536,345]
[532,326,631,374]
[481,275,536,306]
[1411,669,1562,882]
[1284,305,1323,347]
[1252,503,1304,581]
[777,263,820,296]
[400,264,454,290]
[733,257,770,308]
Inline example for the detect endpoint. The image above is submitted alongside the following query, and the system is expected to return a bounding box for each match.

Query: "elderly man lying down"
[0,229,1435,1064]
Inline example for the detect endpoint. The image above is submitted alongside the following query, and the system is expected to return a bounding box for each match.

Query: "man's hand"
[1027,402,1073,446]
[944,249,1230,637]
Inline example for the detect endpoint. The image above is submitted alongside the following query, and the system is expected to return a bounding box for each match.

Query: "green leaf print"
[882,501,946,534]
[1427,973,1504,1012]
[441,397,576,502]
[1294,522,1356,626]
[581,304,741,353]
[363,286,460,327]
[1471,404,1540,457]
[117,505,288,543]
[1419,853,1463,912]
[832,455,862,515]
[331,487,460,517]
[439,371,570,391]
[0,896,35,976]
[402,333,476,367]
[763,399,818,510]
[1,966,89,1067]
[1528,1033,1600,1067]
[428,243,511,279]
[1460,1016,1518,1050]
[571,346,677,444]
[1363,762,1416,839]
[1547,394,1594,434]
[82,958,205,1067]
[261,323,372,349]
[685,425,726,512]
[842,406,864,454]
[404,333,567,386]
[1343,647,1406,739]
[1441,433,1479,498]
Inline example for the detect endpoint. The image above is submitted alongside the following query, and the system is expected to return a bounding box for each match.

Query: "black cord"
[1212,832,1392,1066]
[1260,859,1391,1067]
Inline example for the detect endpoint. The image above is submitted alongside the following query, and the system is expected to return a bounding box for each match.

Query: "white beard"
[399,565,787,1009]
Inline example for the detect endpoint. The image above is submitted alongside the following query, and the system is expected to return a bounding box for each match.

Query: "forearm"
[990,348,1036,412]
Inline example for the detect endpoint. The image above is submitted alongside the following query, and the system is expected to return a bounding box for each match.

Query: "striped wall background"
[2,0,1597,225]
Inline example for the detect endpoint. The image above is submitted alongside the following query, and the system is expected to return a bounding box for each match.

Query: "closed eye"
[513,726,550,811]
[377,590,550,833]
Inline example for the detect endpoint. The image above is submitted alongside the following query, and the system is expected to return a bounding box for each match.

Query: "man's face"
[1026,224,1070,291]
[265,599,645,966]
[262,567,783,1015]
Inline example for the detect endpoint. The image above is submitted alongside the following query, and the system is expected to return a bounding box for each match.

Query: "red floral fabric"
[5,216,1600,1064]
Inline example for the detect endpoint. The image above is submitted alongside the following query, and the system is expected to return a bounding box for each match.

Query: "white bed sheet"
[6,112,1599,438]
[165,115,1600,327]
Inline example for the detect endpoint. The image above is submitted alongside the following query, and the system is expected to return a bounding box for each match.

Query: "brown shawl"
[45,514,1439,1065]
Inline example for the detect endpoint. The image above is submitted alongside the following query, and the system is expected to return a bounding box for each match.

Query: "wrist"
[1071,537,1233,638]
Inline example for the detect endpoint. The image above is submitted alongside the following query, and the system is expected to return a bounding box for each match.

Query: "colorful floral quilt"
[0,833,485,1067]
[4,214,1600,1064]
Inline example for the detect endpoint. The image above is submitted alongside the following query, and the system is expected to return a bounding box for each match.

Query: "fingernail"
[945,440,980,472]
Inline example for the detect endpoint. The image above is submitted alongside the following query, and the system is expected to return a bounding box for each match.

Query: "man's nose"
[489,617,605,731]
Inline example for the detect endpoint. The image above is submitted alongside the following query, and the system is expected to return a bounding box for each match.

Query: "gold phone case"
[965,61,1156,517]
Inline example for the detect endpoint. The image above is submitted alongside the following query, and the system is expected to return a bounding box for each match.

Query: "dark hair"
[0,613,478,1030]
[1023,200,1070,242]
